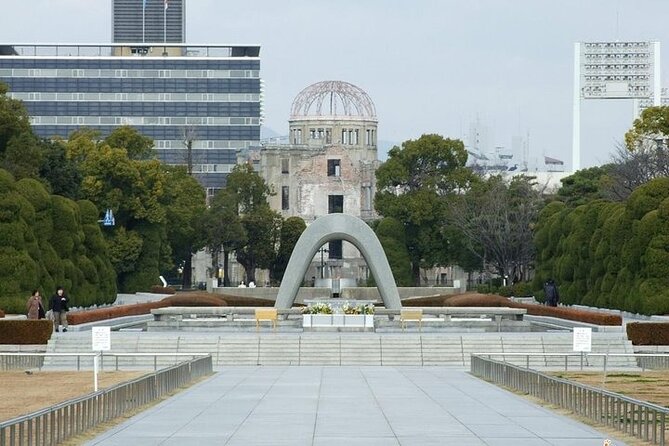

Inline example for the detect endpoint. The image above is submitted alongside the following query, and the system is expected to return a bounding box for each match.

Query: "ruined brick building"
[243,80,380,284]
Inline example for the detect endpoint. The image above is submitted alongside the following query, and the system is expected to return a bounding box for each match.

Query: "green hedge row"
[534,178,669,315]
[0,320,53,344]
[0,170,116,314]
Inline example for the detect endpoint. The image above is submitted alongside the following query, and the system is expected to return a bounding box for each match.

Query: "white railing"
[471,354,669,445]
[0,353,212,446]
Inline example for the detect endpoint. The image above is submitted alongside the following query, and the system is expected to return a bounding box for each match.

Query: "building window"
[310,128,316,139]
[354,129,359,145]
[362,184,372,211]
[292,129,302,144]
[366,129,371,145]
[327,159,341,177]
[325,129,332,144]
[317,128,324,139]
[281,158,289,174]
[341,129,348,145]
[328,195,343,214]
[348,130,354,145]
[281,186,289,210]
[328,240,343,259]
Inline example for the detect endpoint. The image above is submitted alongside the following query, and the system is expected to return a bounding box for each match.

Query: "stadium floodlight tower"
[573,41,661,171]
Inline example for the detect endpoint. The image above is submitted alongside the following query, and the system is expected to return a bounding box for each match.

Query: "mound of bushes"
[150,285,177,295]
[66,292,276,325]
[401,293,622,326]
[0,320,52,344]
[626,322,669,345]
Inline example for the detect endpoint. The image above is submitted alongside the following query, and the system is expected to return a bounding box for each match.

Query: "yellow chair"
[255,308,278,331]
[400,309,423,331]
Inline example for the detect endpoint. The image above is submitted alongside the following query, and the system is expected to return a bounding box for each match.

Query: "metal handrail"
[0,355,213,446]
[471,355,669,445]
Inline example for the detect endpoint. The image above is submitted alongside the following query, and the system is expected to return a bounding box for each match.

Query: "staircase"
[42,331,636,369]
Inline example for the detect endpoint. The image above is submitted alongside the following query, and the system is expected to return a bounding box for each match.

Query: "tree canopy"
[374,134,475,284]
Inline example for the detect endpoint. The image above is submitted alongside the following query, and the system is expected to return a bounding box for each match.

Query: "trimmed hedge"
[626,322,669,345]
[67,301,170,325]
[0,320,53,344]
[401,293,622,326]
[150,285,177,294]
[66,292,276,325]
[161,294,227,307]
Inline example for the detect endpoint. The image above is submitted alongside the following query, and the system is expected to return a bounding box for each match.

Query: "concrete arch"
[275,214,401,309]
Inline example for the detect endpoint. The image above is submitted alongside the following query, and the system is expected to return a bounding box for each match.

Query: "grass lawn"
[550,371,669,408]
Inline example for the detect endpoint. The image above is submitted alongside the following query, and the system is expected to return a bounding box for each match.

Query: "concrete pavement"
[86,366,624,446]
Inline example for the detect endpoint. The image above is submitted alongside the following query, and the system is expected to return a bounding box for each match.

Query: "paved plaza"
[87,366,624,446]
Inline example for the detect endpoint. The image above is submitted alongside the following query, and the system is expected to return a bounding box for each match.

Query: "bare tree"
[449,175,544,282]
[605,142,669,201]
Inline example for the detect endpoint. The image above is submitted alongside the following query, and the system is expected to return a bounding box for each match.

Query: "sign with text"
[91,326,111,351]
[572,327,592,352]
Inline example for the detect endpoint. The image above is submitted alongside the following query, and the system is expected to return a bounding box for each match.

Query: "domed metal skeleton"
[290,80,377,120]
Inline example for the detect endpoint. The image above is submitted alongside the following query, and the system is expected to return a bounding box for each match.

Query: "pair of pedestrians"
[29,286,69,332]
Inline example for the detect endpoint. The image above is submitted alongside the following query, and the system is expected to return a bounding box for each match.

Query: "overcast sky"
[2,0,669,170]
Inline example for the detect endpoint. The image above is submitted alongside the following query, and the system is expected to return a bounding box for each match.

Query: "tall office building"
[0,43,262,193]
[112,0,185,43]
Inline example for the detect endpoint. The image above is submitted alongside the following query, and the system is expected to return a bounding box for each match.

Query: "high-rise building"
[112,0,185,43]
[0,43,262,193]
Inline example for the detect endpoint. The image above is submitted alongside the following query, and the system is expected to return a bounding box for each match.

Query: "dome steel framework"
[290,80,377,120]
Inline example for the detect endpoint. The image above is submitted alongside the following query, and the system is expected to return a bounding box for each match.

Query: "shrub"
[476,284,490,294]
[626,322,669,345]
[512,282,534,297]
[0,320,52,344]
[497,286,513,297]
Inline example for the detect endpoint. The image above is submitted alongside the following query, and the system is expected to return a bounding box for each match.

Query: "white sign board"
[572,327,592,352]
[91,326,111,351]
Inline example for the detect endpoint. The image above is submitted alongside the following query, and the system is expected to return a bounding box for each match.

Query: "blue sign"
[103,209,115,227]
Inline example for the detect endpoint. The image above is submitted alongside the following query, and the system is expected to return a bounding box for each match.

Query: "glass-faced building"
[0,43,261,193]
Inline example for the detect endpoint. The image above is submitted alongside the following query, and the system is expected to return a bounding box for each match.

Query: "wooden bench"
[400,309,423,331]
[255,308,278,331]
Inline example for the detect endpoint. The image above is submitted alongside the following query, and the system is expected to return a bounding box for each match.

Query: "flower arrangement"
[341,303,375,315]
[302,302,332,314]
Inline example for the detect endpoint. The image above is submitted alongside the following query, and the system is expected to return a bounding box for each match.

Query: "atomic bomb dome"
[290,80,377,121]
[288,80,378,149]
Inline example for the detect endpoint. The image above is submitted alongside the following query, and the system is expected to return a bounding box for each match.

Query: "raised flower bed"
[302,302,374,329]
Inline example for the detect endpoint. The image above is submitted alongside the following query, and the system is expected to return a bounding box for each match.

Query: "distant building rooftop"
[0,43,260,58]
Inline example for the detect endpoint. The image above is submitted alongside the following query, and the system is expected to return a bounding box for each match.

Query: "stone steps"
[43,332,637,368]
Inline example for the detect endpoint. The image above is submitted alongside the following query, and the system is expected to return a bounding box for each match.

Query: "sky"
[2,0,669,170]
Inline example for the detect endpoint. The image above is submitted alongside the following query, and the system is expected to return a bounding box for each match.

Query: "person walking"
[543,279,560,307]
[26,289,45,320]
[50,286,69,332]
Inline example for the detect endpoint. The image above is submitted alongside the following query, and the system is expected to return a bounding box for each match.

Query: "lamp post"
[318,247,329,279]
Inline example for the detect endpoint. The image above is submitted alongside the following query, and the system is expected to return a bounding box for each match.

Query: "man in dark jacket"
[543,279,560,307]
[50,286,69,332]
